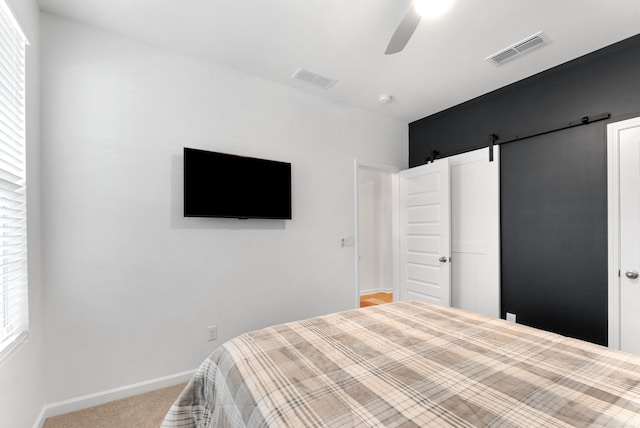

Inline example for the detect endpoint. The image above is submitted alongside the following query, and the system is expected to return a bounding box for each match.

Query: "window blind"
[0,0,28,358]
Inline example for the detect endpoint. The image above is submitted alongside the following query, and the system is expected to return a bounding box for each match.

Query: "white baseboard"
[360,288,393,296]
[32,369,195,428]
[32,407,47,428]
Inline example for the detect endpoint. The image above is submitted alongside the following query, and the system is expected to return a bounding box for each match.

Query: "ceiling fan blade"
[385,7,421,55]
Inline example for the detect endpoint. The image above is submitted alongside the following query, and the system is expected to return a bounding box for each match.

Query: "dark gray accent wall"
[500,125,607,344]
[409,33,640,346]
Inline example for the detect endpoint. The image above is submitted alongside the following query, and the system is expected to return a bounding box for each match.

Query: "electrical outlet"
[506,312,516,323]
[208,325,217,341]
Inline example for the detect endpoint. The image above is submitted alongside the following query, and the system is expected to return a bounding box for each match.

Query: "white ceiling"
[37,0,640,123]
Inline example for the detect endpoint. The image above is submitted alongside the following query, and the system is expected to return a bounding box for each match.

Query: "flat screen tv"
[184,148,292,219]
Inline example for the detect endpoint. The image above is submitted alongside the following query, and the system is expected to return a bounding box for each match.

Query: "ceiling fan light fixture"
[413,0,454,19]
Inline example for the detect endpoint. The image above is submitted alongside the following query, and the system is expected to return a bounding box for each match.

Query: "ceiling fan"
[385,0,455,54]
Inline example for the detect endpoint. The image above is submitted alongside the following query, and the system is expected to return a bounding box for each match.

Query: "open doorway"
[355,161,399,308]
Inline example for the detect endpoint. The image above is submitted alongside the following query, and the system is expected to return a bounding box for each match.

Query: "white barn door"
[397,159,451,305]
[450,147,500,318]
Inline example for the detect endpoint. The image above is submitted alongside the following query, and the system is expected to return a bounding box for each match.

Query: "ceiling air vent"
[291,67,337,89]
[486,32,549,66]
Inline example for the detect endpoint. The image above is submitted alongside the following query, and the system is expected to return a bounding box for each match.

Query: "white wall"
[0,1,44,427]
[40,14,407,403]
[357,169,393,294]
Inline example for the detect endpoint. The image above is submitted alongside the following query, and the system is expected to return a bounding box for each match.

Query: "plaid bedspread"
[162,301,640,427]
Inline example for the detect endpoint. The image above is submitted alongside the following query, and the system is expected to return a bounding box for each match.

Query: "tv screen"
[184,148,292,219]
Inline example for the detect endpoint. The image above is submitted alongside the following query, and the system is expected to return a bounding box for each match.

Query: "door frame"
[607,116,640,350]
[354,160,400,309]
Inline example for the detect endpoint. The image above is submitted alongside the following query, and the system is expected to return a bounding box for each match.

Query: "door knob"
[439,257,447,263]
[625,270,639,279]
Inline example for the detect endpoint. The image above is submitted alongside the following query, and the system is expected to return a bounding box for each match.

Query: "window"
[0,0,28,359]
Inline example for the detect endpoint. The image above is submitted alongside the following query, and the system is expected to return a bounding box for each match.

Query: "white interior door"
[619,126,640,354]
[450,147,500,318]
[608,117,640,354]
[398,159,451,305]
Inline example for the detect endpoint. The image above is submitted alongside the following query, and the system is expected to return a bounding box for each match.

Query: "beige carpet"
[43,383,186,428]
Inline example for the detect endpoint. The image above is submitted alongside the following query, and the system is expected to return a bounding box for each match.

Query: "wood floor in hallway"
[360,292,393,308]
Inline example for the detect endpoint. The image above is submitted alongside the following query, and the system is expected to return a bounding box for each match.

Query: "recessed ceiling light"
[414,0,455,19]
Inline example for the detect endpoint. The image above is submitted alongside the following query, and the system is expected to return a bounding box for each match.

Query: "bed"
[161,301,640,427]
